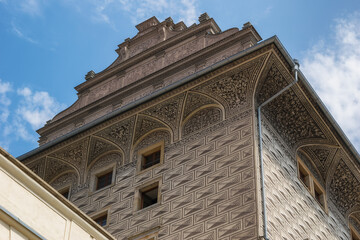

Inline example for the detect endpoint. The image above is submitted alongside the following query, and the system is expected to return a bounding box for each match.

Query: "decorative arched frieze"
[24,157,46,179]
[133,114,173,146]
[141,92,185,141]
[328,156,360,217]
[131,129,171,164]
[49,170,79,192]
[181,106,223,138]
[86,151,122,185]
[297,144,338,183]
[181,91,222,121]
[87,136,122,168]
[44,156,80,183]
[94,115,136,160]
[297,149,326,187]
[48,137,89,181]
[254,53,337,152]
[192,53,268,117]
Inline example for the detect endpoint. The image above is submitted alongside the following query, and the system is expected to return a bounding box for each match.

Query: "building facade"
[0,147,114,240]
[18,14,360,240]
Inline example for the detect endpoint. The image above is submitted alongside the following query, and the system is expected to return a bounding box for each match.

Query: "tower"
[19,14,360,240]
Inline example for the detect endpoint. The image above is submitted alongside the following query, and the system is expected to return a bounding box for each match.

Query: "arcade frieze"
[182,91,219,120]
[87,136,121,168]
[329,159,360,216]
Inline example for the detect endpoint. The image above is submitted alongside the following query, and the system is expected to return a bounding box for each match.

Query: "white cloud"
[19,0,42,16]
[0,81,65,154]
[302,12,360,152]
[11,22,38,44]
[17,87,65,129]
[0,79,12,123]
[78,0,198,26]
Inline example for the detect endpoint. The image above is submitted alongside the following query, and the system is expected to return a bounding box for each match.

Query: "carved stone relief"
[95,116,136,159]
[258,67,330,149]
[301,146,338,181]
[182,107,222,137]
[141,93,185,141]
[132,130,171,163]
[329,159,360,216]
[193,54,267,114]
[50,172,78,193]
[25,158,46,179]
[87,136,120,168]
[133,114,169,145]
[49,137,89,170]
[86,152,122,184]
[44,157,77,183]
[182,91,218,120]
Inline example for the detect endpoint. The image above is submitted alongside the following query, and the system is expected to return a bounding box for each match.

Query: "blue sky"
[0,0,360,157]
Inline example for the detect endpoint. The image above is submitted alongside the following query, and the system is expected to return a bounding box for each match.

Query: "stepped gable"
[37,13,262,146]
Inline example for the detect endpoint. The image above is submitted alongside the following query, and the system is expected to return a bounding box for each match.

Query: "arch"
[181,91,225,121]
[348,208,360,219]
[44,156,80,184]
[87,135,124,168]
[296,148,325,187]
[49,170,78,185]
[180,105,223,139]
[130,129,171,164]
[85,150,123,182]
[132,114,173,145]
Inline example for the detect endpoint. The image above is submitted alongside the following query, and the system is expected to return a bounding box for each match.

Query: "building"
[0,147,114,240]
[18,13,360,240]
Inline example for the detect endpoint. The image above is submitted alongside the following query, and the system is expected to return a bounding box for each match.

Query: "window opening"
[297,156,327,211]
[93,212,108,227]
[141,186,158,209]
[142,148,161,170]
[96,171,113,190]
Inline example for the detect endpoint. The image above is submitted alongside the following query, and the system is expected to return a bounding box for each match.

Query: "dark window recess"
[60,188,70,199]
[93,213,107,227]
[142,150,160,170]
[299,164,310,189]
[314,184,324,207]
[141,186,158,209]
[96,171,113,190]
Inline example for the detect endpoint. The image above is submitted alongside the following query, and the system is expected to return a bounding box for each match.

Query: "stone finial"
[242,22,252,29]
[198,13,210,23]
[136,16,160,32]
[85,70,96,81]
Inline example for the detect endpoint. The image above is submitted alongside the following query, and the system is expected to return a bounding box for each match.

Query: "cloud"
[0,79,12,123]
[302,12,360,152]
[19,0,42,16]
[80,0,198,26]
[0,80,65,153]
[11,22,38,44]
[17,87,65,129]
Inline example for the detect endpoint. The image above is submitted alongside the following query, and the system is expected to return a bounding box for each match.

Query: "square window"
[93,212,108,227]
[138,141,164,172]
[96,170,113,190]
[141,186,158,209]
[136,181,160,211]
[142,149,161,170]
